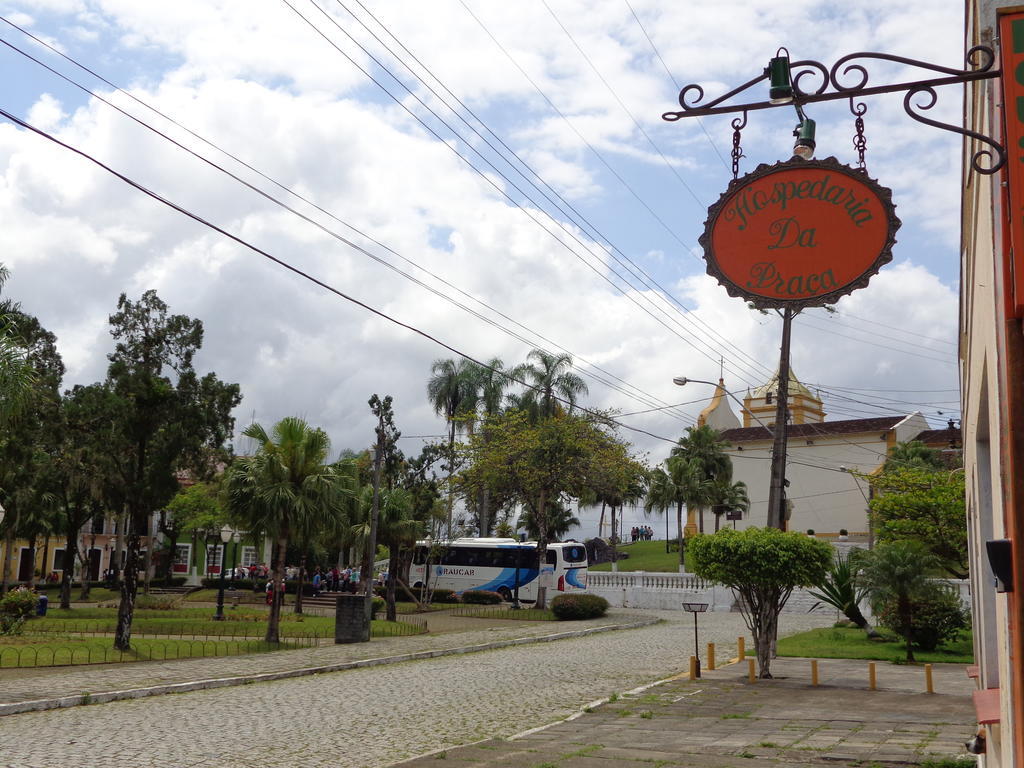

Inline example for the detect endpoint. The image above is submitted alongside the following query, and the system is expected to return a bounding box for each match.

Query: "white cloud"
[0,0,963,467]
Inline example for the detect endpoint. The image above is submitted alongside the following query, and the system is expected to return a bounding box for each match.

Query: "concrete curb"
[0,617,659,718]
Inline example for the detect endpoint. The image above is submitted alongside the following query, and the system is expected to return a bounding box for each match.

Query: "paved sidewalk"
[0,611,656,715]
[396,657,977,768]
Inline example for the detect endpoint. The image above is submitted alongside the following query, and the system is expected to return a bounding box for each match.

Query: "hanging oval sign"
[699,157,900,308]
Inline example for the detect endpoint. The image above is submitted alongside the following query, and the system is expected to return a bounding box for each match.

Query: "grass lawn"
[588,540,680,572]
[29,607,425,640]
[773,626,974,664]
[0,634,311,668]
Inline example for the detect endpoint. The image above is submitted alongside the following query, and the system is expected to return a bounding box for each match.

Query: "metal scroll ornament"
[699,157,900,309]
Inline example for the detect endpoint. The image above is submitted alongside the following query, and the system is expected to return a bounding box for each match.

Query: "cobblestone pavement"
[0,610,833,767]
[397,658,976,768]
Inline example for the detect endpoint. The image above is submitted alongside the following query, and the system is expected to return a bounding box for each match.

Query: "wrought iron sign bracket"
[662,48,1005,175]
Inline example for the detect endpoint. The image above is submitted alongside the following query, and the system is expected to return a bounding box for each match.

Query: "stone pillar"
[335,594,370,644]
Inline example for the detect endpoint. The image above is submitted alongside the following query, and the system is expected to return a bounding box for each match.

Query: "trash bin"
[36,593,48,616]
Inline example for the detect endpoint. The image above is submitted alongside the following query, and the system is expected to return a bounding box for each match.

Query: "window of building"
[173,544,191,567]
[206,544,223,570]
[240,546,258,567]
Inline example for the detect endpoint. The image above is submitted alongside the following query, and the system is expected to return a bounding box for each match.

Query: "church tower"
[696,378,741,431]
[742,368,825,427]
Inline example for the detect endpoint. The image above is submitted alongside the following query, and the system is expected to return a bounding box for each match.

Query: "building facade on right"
[963,2,1024,763]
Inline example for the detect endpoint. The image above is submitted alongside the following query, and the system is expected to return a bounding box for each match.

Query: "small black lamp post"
[682,602,709,677]
[213,525,234,621]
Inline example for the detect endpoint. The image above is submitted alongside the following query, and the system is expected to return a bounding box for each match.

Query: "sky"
[0,1,965,536]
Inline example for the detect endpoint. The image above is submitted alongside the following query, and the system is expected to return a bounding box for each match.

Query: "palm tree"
[854,540,939,661]
[670,425,732,535]
[518,500,580,542]
[885,440,943,470]
[463,358,510,535]
[224,417,353,643]
[644,465,678,554]
[349,485,419,620]
[712,479,750,532]
[515,349,588,420]
[427,358,477,535]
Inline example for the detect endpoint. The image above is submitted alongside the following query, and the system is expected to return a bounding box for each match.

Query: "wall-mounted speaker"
[986,539,1013,593]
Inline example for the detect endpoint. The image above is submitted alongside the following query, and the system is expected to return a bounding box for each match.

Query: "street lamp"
[682,602,709,677]
[229,530,241,595]
[213,525,233,621]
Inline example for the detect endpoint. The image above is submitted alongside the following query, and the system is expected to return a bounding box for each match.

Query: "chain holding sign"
[698,156,900,309]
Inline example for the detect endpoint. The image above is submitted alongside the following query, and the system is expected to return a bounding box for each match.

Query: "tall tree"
[866,466,967,579]
[854,540,940,662]
[464,358,510,535]
[514,349,588,420]
[427,358,476,536]
[104,290,240,651]
[224,417,351,642]
[0,310,63,594]
[462,410,641,608]
[670,425,732,536]
[690,528,832,678]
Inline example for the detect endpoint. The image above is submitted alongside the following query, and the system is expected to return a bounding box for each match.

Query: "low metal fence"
[446,605,555,621]
[28,619,334,640]
[0,634,321,669]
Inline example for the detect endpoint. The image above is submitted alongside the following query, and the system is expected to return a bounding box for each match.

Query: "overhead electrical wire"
[0,105,687,446]
[282,0,774,388]
[328,0,785,393]
[0,25,701,423]
[539,0,705,208]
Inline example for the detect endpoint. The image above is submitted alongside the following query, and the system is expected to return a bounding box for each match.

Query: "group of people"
[310,567,361,596]
[630,525,654,542]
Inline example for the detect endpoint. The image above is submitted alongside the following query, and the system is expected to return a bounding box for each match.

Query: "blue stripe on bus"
[565,568,586,588]
[473,567,539,593]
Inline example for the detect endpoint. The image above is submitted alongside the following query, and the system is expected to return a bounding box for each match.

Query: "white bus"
[409,538,588,603]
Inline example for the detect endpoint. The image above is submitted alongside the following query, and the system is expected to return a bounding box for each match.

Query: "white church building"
[696,370,942,537]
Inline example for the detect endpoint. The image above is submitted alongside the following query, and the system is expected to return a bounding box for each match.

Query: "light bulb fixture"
[793,118,816,160]
[767,49,793,104]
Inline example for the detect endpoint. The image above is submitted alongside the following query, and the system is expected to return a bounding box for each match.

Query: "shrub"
[878,586,968,651]
[372,596,385,616]
[461,590,502,605]
[430,589,459,604]
[550,593,609,620]
[839,528,849,536]
[0,614,25,636]
[806,529,815,536]
[0,589,39,619]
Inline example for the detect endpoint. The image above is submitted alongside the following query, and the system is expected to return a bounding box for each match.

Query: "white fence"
[586,571,971,616]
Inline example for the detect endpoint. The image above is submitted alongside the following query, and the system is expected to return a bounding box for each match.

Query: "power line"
[0,105,683,446]
[539,0,704,208]
[283,0,772,387]
[0,27,698,422]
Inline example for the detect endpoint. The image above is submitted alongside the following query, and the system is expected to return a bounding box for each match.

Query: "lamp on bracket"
[767,48,793,104]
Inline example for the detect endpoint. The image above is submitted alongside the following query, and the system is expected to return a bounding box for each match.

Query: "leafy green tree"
[163,481,225,584]
[853,540,940,662]
[103,290,240,650]
[866,466,967,579]
[224,417,352,642]
[0,265,37,423]
[0,310,64,594]
[689,527,832,678]
[462,411,641,608]
[514,349,588,420]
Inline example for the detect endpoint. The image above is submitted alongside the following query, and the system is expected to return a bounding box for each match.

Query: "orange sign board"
[700,157,900,308]
[1000,13,1024,318]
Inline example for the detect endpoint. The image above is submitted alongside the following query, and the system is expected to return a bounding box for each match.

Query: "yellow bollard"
[689,655,698,680]
[707,642,716,671]
[868,662,876,691]
[925,664,934,694]
[811,659,819,687]
[748,658,756,682]
[737,636,745,662]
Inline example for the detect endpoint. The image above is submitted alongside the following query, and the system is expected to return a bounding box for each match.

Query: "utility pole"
[766,307,794,530]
